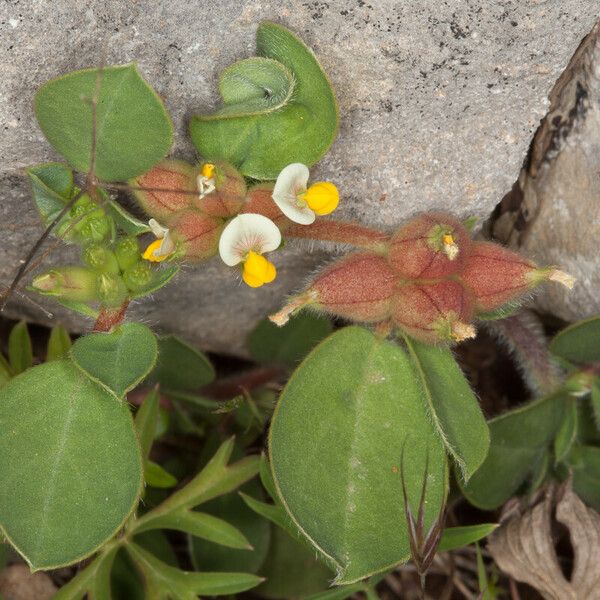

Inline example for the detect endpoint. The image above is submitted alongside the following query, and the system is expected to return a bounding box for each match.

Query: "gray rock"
[491,22,600,324]
[1,1,598,353]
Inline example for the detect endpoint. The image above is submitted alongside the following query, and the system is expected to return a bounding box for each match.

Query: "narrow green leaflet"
[550,315,600,365]
[437,524,498,553]
[568,445,600,512]
[137,509,250,549]
[35,64,173,182]
[461,393,565,509]
[52,544,119,600]
[0,361,142,569]
[0,352,12,386]
[149,334,215,390]
[131,438,259,534]
[191,481,271,574]
[126,542,263,598]
[248,313,333,367]
[8,320,33,375]
[554,398,578,464]
[27,163,74,227]
[402,335,489,481]
[255,526,333,599]
[269,327,448,584]
[46,325,72,361]
[591,382,600,429]
[190,22,338,180]
[70,323,158,399]
[135,388,160,462]
[145,460,178,489]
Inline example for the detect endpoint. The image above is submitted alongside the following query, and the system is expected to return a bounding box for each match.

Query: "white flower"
[272,163,340,225]
[218,214,281,288]
[142,218,175,262]
[197,163,216,199]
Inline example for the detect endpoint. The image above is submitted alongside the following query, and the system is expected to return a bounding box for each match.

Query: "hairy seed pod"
[170,209,224,261]
[388,212,472,279]
[310,252,398,323]
[131,159,196,223]
[242,183,290,231]
[392,280,475,344]
[31,267,98,302]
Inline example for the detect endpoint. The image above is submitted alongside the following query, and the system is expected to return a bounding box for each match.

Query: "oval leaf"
[70,323,157,399]
[8,321,33,375]
[270,327,448,584]
[402,336,489,481]
[550,316,600,365]
[0,360,142,569]
[461,393,565,509]
[190,22,338,180]
[34,64,173,182]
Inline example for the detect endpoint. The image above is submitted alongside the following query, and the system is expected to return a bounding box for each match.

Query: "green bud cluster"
[56,194,112,245]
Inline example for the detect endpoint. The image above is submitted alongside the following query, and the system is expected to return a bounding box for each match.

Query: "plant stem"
[93,300,130,332]
[285,219,390,252]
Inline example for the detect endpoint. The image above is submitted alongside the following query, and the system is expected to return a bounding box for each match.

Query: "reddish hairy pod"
[130,159,196,223]
[242,183,289,231]
[461,241,542,312]
[310,252,398,323]
[194,161,246,218]
[388,212,471,279]
[392,280,475,344]
[170,209,223,261]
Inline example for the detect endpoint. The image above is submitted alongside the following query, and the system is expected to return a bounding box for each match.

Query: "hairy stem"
[93,300,130,332]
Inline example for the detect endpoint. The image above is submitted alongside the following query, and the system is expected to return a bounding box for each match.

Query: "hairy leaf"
[270,326,448,583]
[35,64,173,181]
[190,22,338,180]
[550,315,600,365]
[0,361,142,569]
[8,321,33,375]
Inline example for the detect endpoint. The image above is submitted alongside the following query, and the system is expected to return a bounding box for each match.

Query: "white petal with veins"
[272,163,315,225]
[219,214,282,266]
[149,218,169,239]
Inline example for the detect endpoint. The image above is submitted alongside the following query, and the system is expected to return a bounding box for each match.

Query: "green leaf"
[131,438,260,534]
[567,445,600,512]
[46,325,72,361]
[190,22,338,180]
[591,381,600,429]
[554,398,578,464]
[437,524,498,553]
[138,508,250,549]
[135,388,160,462]
[52,297,99,318]
[34,64,173,182]
[126,542,263,598]
[259,453,278,502]
[240,492,294,537]
[0,361,142,569]
[402,335,490,481]
[0,352,13,387]
[70,323,158,399]
[106,200,151,235]
[461,393,566,509]
[27,163,74,227]
[8,320,33,375]
[269,326,448,584]
[256,526,333,598]
[304,584,368,600]
[52,544,119,600]
[248,313,333,367]
[550,315,600,365]
[145,460,178,489]
[191,481,271,574]
[149,335,215,390]
[128,265,180,299]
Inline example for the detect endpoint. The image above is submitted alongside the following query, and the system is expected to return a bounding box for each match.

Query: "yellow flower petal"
[303,182,339,215]
[242,251,277,287]
[201,163,215,179]
[142,239,168,262]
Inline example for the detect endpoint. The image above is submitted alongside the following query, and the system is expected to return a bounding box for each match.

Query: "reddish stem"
[285,219,390,251]
[93,300,130,332]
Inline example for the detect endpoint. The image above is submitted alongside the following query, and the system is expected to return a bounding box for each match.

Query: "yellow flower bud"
[201,163,215,179]
[302,182,339,215]
[143,239,168,262]
[242,251,277,288]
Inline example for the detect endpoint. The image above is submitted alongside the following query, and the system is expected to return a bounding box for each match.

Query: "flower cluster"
[131,160,339,288]
[270,212,575,344]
